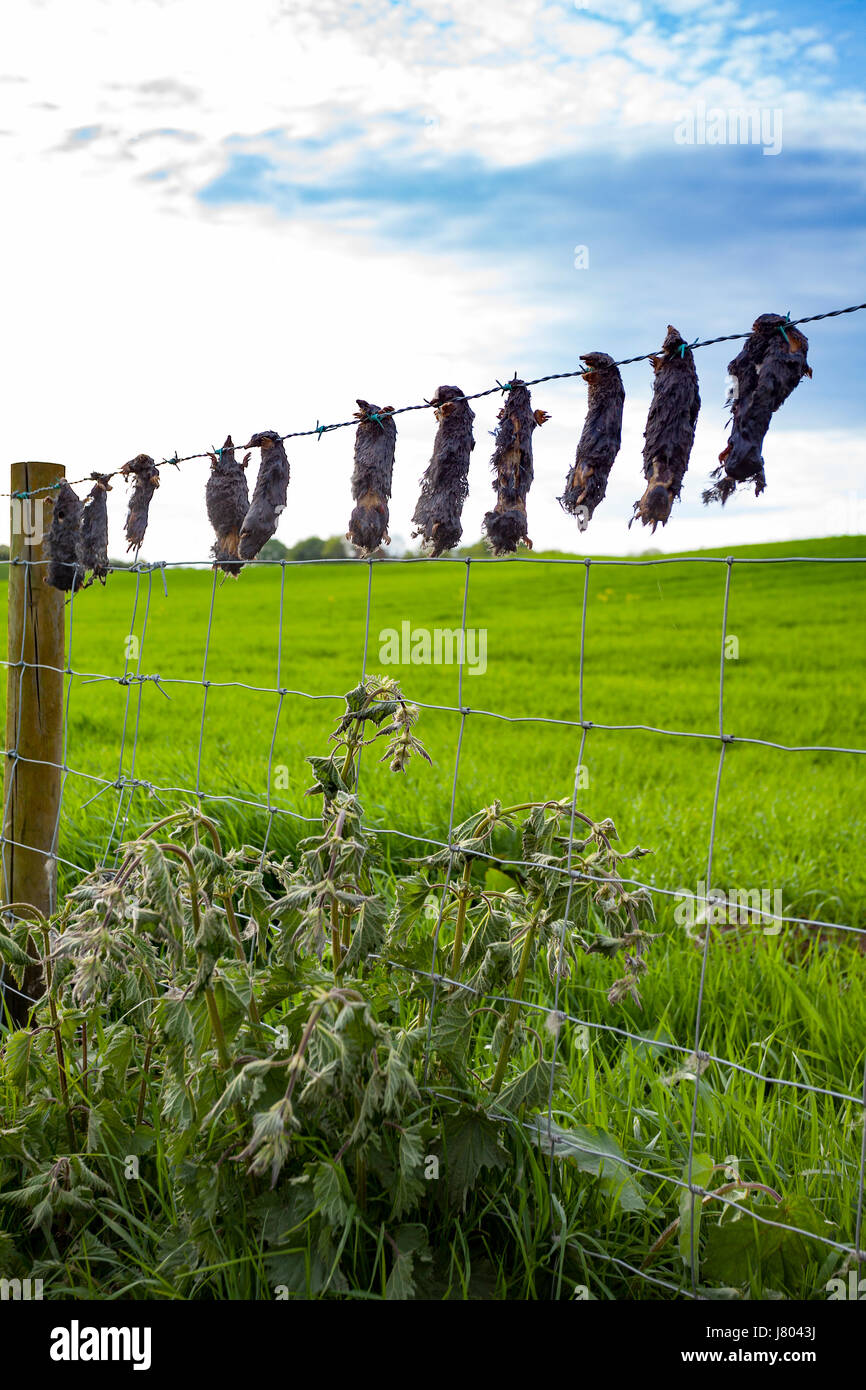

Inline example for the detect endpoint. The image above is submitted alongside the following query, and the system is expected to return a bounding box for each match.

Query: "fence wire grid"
[1,546,865,1300]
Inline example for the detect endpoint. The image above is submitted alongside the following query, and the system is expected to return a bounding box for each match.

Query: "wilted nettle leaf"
[240,1098,299,1187]
[546,935,571,981]
[340,893,389,973]
[138,841,185,936]
[305,755,348,800]
[194,905,233,956]
[0,929,34,972]
[465,940,511,995]
[203,1058,278,1128]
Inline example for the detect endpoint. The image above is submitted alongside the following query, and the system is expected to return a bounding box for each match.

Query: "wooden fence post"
[1,462,65,1026]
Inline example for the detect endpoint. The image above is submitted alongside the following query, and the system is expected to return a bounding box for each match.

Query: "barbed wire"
[4,299,865,502]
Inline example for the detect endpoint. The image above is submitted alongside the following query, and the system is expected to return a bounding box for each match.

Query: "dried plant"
[703,313,812,505]
[45,481,84,592]
[238,431,290,561]
[206,435,251,574]
[120,454,160,554]
[77,474,111,586]
[347,401,397,556]
[632,327,701,532]
[411,385,475,556]
[483,377,549,555]
[559,352,625,526]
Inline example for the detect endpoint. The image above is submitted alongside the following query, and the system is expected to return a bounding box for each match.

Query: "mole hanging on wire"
[121,454,160,554]
[45,480,84,591]
[703,313,811,505]
[77,473,111,586]
[559,352,625,528]
[206,435,250,574]
[631,326,701,532]
[483,376,550,555]
[347,401,397,556]
[411,385,475,556]
[238,431,290,562]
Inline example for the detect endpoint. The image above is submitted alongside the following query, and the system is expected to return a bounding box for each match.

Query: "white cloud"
[0,0,862,560]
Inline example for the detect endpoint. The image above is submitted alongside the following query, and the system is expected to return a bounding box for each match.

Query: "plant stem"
[450,860,473,976]
[323,807,349,973]
[135,1025,155,1128]
[204,988,230,1070]
[331,900,342,972]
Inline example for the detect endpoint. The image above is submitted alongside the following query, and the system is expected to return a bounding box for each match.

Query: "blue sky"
[1,0,864,557]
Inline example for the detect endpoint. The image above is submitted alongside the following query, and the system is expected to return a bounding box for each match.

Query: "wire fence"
[1,546,865,1299]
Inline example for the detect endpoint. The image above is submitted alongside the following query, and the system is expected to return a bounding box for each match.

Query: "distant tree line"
[258,536,349,562]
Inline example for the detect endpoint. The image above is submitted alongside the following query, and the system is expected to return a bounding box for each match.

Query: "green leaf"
[341,892,389,973]
[239,873,274,938]
[305,755,348,800]
[382,1042,420,1114]
[202,1058,276,1128]
[495,1059,556,1115]
[385,1224,430,1301]
[387,872,433,946]
[442,1108,507,1209]
[189,842,231,891]
[429,997,474,1065]
[702,1195,830,1289]
[4,1030,36,1092]
[392,1125,426,1219]
[0,930,35,972]
[312,1162,353,1228]
[679,1152,715,1265]
[138,841,185,935]
[86,1100,130,1157]
[256,966,300,1016]
[156,996,196,1050]
[528,1117,647,1214]
[100,1024,136,1090]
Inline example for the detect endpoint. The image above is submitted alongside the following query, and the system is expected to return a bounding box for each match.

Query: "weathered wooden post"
[1,462,65,1025]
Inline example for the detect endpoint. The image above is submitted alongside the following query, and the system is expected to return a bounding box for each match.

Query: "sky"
[0,0,864,560]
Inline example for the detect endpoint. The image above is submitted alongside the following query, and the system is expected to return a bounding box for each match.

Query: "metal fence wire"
[1,546,865,1298]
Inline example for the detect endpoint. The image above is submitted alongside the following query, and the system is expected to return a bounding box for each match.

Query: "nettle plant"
[0,676,664,1298]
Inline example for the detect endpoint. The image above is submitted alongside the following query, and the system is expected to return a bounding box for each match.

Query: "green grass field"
[2,534,865,1298]
[5,533,862,929]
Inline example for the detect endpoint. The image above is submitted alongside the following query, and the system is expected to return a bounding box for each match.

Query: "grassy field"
[3,533,863,926]
[1,533,865,1298]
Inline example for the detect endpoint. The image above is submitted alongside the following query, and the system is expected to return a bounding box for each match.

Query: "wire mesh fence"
[1,546,865,1297]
